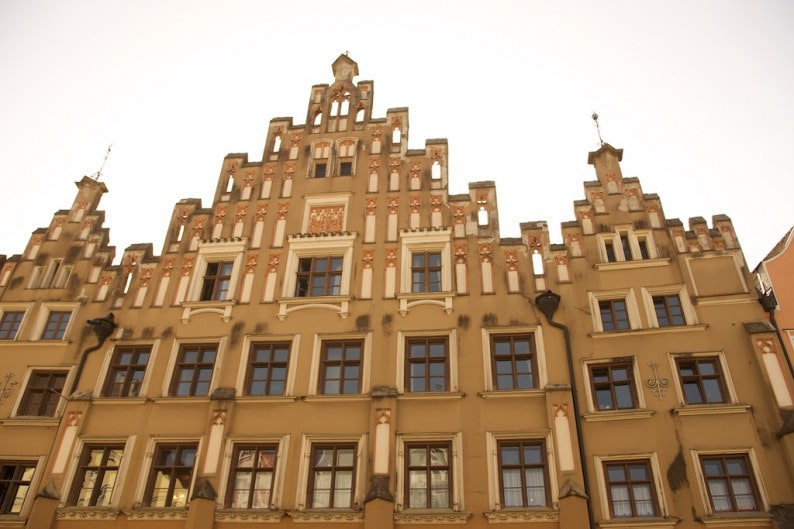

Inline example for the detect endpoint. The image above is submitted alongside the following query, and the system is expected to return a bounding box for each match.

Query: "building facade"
[0,55,792,529]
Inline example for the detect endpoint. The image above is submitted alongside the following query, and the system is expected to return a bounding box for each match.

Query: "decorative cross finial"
[344,50,349,57]
[592,112,604,147]
[93,144,113,181]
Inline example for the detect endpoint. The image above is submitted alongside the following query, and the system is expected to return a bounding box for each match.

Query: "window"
[308,443,356,509]
[170,344,217,397]
[498,440,549,507]
[653,295,685,326]
[599,300,630,331]
[0,311,24,340]
[200,261,233,301]
[0,461,35,514]
[246,342,290,396]
[41,310,71,340]
[406,337,448,392]
[295,257,343,297]
[411,252,442,293]
[599,229,654,263]
[700,454,761,512]
[337,139,356,176]
[319,341,361,395]
[312,141,330,178]
[405,442,451,509]
[68,445,124,507]
[589,362,637,411]
[676,357,727,405]
[603,460,658,517]
[491,334,536,390]
[144,444,197,507]
[18,370,67,416]
[339,162,352,176]
[226,444,278,509]
[314,163,327,178]
[103,346,151,397]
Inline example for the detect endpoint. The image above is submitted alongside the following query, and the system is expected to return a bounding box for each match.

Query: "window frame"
[161,339,225,399]
[141,442,199,508]
[318,339,363,395]
[168,343,218,397]
[294,434,367,511]
[410,251,443,293]
[295,256,344,297]
[480,327,548,394]
[235,335,299,398]
[395,432,463,513]
[0,306,28,341]
[496,439,551,509]
[224,443,280,509]
[186,239,245,303]
[404,336,449,393]
[14,368,71,417]
[281,234,355,300]
[199,260,234,301]
[490,333,539,391]
[396,330,458,395]
[101,345,152,398]
[602,459,660,518]
[336,138,357,176]
[670,352,737,407]
[0,458,43,516]
[66,443,126,507]
[691,449,769,516]
[594,453,668,521]
[29,303,78,341]
[641,286,698,328]
[310,140,331,178]
[308,333,371,397]
[218,435,290,512]
[588,290,641,333]
[244,341,292,397]
[597,228,656,263]
[399,230,453,295]
[586,359,640,412]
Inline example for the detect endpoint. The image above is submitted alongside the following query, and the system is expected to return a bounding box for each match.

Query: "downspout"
[534,291,596,529]
[71,313,117,394]
[758,289,794,380]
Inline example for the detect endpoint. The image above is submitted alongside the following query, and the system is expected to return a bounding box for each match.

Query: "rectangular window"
[604,240,617,262]
[246,342,290,396]
[0,461,35,514]
[295,257,343,297]
[226,444,278,509]
[103,346,151,397]
[700,454,761,512]
[18,371,67,416]
[491,334,536,390]
[498,440,549,507]
[604,460,658,517]
[405,442,451,509]
[42,310,71,340]
[0,311,24,340]
[676,357,727,404]
[319,341,361,395]
[406,337,448,392]
[68,445,124,507]
[589,362,637,411]
[314,163,327,178]
[599,300,630,331]
[200,261,233,301]
[170,344,217,397]
[144,444,197,507]
[411,252,442,293]
[308,443,356,509]
[653,295,685,326]
[339,161,353,176]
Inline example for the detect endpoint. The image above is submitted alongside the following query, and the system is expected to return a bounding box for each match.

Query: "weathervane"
[592,112,604,146]
[93,144,113,181]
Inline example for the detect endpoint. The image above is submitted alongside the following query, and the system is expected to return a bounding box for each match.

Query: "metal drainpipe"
[71,313,118,394]
[534,290,596,529]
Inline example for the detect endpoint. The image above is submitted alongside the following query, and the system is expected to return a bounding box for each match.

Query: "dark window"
[103,346,150,397]
[68,445,124,507]
[599,300,630,331]
[491,334,536,390]
[18,371,67,416]
[700,454,761,512]
[308,443,356,509]
[295,257,343,297]
[314,163,327,178]
[339,161,353,176]
[676,357,727,404]
[405,442,451,509]
[604,460,658,517]
[653,295,685,326]
[200,261,233,301]
[637,238,650,259]
[319,341,361,394]
[406,337,448,392]
[246,342,290,396]
[144,444,197,507]
[411,252,442,293]
[589,362,637,411]
[226,444,278,509]
[170,344,216,397]
[498,440,549,507]
[0,311,24,340]
[604,241,617,262]
[620,234,633,261]
[42,310,71,339]
[0,461,35,514]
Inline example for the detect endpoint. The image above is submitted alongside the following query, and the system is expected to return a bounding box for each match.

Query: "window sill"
[286,510,365,523]
[151,396,212,404]
[277,295,352,321]
[597,516,680,528]
[303,394,371,403]
[0,340,70,348]
[395,510,473,524]
[591,324,707,338]
[595,258,671,271]
[215,509,284,523]
[56,507,121,521]
[125,508,188,520]
[0,514,27,527]
[235,395,301,403]
[583,409,655,422]
[699,512,773,527]
[673,403,751,416]
[397,292,454,315]
[483,508,559,523]
[398,392,464,401]
[180,299,235,323]
[92,397,151,405]
[478,389,545,399]
[0,417,59,427]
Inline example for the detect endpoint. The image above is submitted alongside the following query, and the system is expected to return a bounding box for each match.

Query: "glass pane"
[430,448,448,466]
[409,448,427,466]
[312,490,330,508]
[345,346,361,360]
[615,385,634,408]
[500,446,520,465]
[496,360,513,374]
[523,446,542,465]
[269,381,285,395]
[628,464,648,481]
[429,343,445,357]
[337,449,355,467]
[237,450,256,467]
[683,382,704,404]
[326,347,342,361]
[726,458,748,475]
[703,379,725,402]
[516,374,533,389]
[430,488,449,508]
[607,465,626,482]
[409,470,427,488]
[702,460,724,476]
[273,347,289,362]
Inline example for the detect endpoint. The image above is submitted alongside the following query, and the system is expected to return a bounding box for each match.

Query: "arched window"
[340,96,350,116]
[330,101,340,117]
[532,250,544,275]
[338,140,356,176]
[313,111,323,126]
[225,174,235,193]
[431,161,441,180]
[272,134,282,153]
[355,107,365,123]
[313,141,331,178]
[477,206,489,226]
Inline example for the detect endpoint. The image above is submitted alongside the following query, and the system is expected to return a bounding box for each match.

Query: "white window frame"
[394,432,464,512]
[217,434,290,511]
[0,303,33,341]
[335,138,357,176]
[588,289,641,333]
[398,229,454,315]
[132,436,204,508]
[582,357,648,413]
[160,338,226,399]
[301,193,352,234]
[597,227,657,263]
[484,431,559,512]
[593,452,669,520]
[480,327,548,393]
[641,285,698,328]
[690,448,770,516]
[60,435,137,508]
[668,352,739,408]
[307,332,371,397]
[187,239,246,302]
[93,340,161,399]
[30,302,79,341]
[0,456,46,517]
[396,329,458,394]
[309,140,332,178]
[294,434,368,511]
[11,366,75,418]
[235,334,301,398]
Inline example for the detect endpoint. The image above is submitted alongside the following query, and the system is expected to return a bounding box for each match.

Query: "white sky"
[0,0,792,268]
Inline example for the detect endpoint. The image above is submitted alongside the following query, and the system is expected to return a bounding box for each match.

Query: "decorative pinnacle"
[93,144,113,181]
[592,112,604,147]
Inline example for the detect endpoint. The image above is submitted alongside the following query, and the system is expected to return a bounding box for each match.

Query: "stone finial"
[332,54,359,83]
